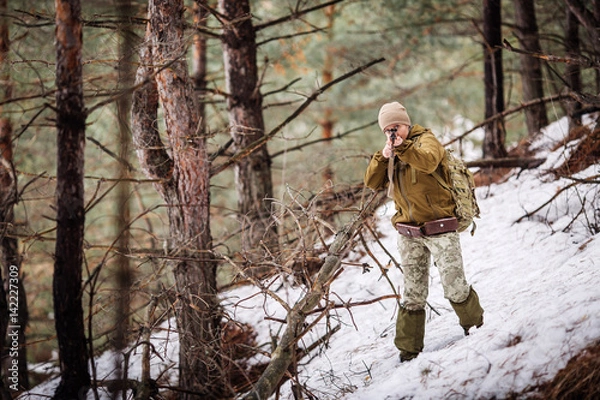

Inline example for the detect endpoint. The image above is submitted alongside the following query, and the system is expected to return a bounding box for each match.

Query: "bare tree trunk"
[594,0,600,93]
[193,0,209,129]
[565,0,600,48]
[565,5,582,128]
[133,0,230,397]
[219,0,279,262]
[53,0,90,398]
[0,118,28,397]
[482,0,508,158]
[114,0,136,397]
[0,4,23,395]
[514,0,548,136]
[320,5,336,192]
[564,0,600,126]
[0,0,29,394]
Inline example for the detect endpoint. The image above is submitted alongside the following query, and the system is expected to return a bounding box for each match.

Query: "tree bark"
[219,0,279,262]
[53,0,90,398]
[565,4,583,128]
[0,95,29,397]
[0,124,29,397]
[113,0,136,396]
[565,0,600,50]
[0,1,28,395]
[482,0,508,158]
[514,0,548,136]
[320,4,336,191]
[594,0,600,92]
[133,0,229,397]
[193,0,209,125]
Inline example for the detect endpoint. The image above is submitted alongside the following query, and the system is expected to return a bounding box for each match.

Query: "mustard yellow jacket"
[364,124,455,226]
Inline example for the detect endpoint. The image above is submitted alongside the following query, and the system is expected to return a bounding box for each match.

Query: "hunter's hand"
[382,137,402,158]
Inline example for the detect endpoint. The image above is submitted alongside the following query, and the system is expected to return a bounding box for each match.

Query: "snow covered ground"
[20,116,600,399]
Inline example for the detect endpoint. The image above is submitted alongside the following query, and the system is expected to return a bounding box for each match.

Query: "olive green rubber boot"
[394,307,425,361]
[450,286,484,335]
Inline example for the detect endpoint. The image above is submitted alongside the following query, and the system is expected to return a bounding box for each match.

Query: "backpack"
[432,149,480,235]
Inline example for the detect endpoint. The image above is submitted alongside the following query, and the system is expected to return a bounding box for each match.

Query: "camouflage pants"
[397,231,471,311]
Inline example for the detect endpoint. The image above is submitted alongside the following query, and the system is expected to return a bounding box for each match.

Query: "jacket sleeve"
[364,151,389,191]
[394,131,445,174]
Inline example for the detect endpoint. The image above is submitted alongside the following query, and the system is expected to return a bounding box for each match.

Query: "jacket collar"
[407,124,428,140]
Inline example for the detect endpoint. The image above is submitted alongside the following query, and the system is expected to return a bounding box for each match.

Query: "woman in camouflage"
[364,102,484,362]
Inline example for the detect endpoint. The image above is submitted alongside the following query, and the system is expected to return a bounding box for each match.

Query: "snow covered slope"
[21,116,600,399]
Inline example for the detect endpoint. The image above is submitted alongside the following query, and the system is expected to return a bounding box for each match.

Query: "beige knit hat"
[378,102,411,130]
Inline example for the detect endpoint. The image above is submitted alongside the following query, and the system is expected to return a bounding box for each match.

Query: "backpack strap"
[431,153,451,191]
[430,152,478,236]
[431,169,450,191]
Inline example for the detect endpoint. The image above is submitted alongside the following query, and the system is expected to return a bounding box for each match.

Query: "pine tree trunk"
[53,0,90,398]
[192,0,208,123]
[594,0,600,93]
[0,1,28,394]
[565,4,583,128]
[133,0,230,397]
[113,0,136,395]
[514,0,548,136]
[219,0,279,263]
[482,0,508,158]
[0,105,29,396]
[320,5,336,195]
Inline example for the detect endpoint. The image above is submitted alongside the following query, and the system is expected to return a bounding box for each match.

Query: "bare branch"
[466,157,546,169]
[502,39,598,68]
[271,120,376,159]
[254,0,345,32]
[516,174,600,223]
[87,136,137,172]
[243,190,384,400]
[444,93,574,146]
[309,294,401,315]
[258,28,324,46]
[211,57,385,177]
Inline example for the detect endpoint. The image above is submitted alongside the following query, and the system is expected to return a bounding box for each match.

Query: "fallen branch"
[362,220,441,316]
[242,190,384,400]
[466,157,546,169]
[516,181,578,223]
[359,232,401,308]
[444,93,573,146]
[563,174,600,185]
[309,294,401,315]
[516,174,600,223]
[137,297,159,400]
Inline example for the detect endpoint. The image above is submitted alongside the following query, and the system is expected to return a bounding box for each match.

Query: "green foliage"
[254,0,488,195]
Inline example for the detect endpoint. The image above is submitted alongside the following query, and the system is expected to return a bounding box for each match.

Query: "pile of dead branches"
[536,340,600,400]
